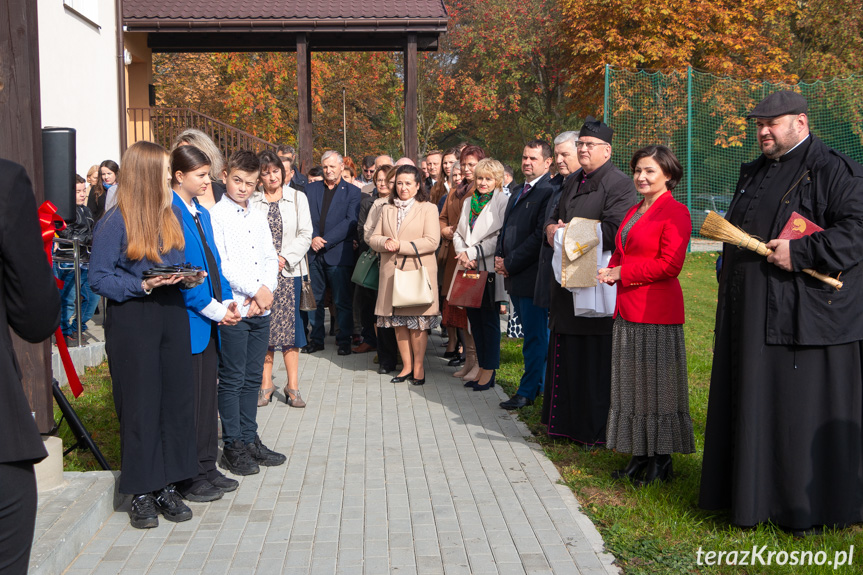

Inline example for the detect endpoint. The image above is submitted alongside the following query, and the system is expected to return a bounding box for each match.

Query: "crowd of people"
[35,90,863,538]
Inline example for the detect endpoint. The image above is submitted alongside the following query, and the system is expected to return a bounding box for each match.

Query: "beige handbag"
[392,242,434,308]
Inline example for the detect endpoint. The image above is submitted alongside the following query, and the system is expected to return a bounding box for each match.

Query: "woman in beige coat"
[370,165,441,386]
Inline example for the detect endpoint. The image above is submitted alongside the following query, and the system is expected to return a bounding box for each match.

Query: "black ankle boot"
[638,454,672,486]
[611,455,649,481]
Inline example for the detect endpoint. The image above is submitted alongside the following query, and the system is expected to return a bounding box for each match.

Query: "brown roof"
[123,0,448,25]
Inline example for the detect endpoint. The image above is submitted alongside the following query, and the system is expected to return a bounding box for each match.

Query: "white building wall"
[38,0,121,177]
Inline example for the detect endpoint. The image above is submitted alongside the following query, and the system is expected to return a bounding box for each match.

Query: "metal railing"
[127,107,278,156]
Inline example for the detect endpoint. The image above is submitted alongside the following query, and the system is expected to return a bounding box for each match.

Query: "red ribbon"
[38,201,84,398]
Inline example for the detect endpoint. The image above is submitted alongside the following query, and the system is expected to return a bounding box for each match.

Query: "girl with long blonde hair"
[90,140,205,529]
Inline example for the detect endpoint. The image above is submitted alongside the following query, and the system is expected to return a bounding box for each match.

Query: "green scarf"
[469,190,493,230]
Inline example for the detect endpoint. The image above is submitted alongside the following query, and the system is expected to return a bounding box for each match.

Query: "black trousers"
[106,287,197,495]
[182,327,219,490]
[358,286,378,347]
[0,461,37,575]
[466,288,501,370]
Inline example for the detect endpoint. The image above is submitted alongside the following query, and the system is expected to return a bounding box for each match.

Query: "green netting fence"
[603,66,863,242]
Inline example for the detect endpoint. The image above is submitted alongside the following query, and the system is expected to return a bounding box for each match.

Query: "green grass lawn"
[497,251,862,574]
[54,252,862,572]
[53,363,121,472]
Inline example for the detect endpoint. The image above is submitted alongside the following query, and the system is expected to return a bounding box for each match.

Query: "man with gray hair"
[533,131,579,309]
[303,150,362,356]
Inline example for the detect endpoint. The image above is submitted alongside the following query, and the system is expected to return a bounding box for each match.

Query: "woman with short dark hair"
[252,150,313,408]
[598,144,695,485]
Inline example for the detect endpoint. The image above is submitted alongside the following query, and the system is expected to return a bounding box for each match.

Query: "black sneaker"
[209,472,239,492]
[180,480,223,502]
[129,494,159,529]
[247,435,286,466]
[153,485,193,522]
[220,439,260,475]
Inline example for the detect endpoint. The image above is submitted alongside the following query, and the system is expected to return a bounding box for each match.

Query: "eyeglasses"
[575,141,608,150]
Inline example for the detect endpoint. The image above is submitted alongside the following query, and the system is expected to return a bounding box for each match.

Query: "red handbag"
[447,245,490,308]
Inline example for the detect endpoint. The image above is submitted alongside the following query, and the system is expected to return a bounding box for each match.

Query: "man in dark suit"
[495,140,557,409]
[534,131,579,309]
[277,145,308,190]
[303,151,362,356]
[0,159,61,573]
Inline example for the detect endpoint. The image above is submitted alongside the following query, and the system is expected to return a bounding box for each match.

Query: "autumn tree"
[560,0,799,116]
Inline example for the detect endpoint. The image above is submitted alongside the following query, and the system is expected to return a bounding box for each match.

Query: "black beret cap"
[747,90,808,119]
[579,116,614,144]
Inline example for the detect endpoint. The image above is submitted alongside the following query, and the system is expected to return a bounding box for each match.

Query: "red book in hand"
[778,212,823,240]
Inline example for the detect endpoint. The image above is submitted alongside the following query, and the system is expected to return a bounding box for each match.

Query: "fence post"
[603,64,610,122]
[686,66,693,250]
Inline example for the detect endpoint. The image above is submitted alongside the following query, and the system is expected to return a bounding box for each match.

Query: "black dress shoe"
[611,455,649,481]
[129,494,159,529]
[153,485,193,522]
[448,356,465,367]
[338,345,352,356]
[302,342,325,354]
[410,376,425,386]
[391,372,413,383]
[378,366,395,374]
[180,480,223,502]
[636,454,672,486]
[209,473,239,492]
[443,350,459,359]
[499,394,533,410]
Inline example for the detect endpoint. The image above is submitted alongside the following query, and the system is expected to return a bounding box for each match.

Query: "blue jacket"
[305,178,362,266]
[172,192,233,354]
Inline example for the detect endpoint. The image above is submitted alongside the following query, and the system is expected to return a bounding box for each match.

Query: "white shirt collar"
[222,194,250,215]
[525,172,546,188]
[175,191,199,217]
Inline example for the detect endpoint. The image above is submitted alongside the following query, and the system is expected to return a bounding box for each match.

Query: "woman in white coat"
[252,151,313,407]
[452,158,509,391]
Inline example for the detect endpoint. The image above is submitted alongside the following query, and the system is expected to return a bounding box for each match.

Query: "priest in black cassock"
[699,91,863,532]
[541,118,637,444]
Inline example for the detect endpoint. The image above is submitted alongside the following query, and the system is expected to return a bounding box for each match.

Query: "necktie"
[193,214,223,302]
[516,183,532,204]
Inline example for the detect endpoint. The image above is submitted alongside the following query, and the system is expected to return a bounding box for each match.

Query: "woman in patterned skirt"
[252,151,313,407]
[597,145,695,485]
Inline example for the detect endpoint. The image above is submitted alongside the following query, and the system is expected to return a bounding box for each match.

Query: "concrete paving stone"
[311,540,339,558]
[363,555,391,573]
[416,554,445,575]
[68,553,103,570]
[101,545,134,563]
[309,557,338,574]
[440,546,469,566]
[255,557,286,575]
[201,559,231,575]
[497,563,528,575]
[314,525,340,542]
[176,551,207,570]
[89,562,124,575]
[363,538,389,557]
[207,544,238,561]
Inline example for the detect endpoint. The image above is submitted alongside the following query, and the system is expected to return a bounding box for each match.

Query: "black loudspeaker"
[42,127,77,222]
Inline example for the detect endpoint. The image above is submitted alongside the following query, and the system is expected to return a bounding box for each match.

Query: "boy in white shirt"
[210,151,284,474]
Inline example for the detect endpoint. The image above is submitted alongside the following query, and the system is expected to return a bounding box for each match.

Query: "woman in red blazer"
[597,145,695,486]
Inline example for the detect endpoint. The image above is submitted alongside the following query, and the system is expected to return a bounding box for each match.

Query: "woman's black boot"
[611,455,649,481]
[638,454,672,486]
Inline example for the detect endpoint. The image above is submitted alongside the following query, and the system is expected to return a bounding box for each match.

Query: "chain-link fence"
[603,66,863,239]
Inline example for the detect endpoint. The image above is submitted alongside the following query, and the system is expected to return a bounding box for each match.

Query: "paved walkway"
[63,334,617,575]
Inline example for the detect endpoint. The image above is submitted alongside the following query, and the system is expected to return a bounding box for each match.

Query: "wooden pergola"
[122,0,449,170]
